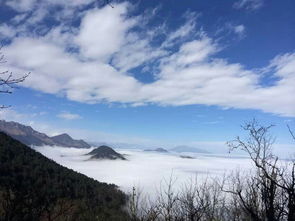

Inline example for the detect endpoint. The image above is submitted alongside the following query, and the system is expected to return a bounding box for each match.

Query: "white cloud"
[217,23,246,40]
[0,24,17,38]
[233,24,246,38]
[162,12,198,48]
[1,2,295,117]
[0,108,27,121]
[34,145,253,195]
[75,3,136,61]
[111,33,167,72]
[0,108,47,126]
[11,13,28,24]
[5,0,95,12]
[27,7,48,25]
[57,111,82,120]
[5,0,37,12]
[233,0,264,11]
[4,0,96,39]
[161,38,218,66]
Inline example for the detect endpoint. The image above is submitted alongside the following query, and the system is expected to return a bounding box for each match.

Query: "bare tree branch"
[0,47,29,108]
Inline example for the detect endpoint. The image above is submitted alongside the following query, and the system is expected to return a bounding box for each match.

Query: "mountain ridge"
[0,120,91,148]
[51,133,91,148]
[144,147,168,153]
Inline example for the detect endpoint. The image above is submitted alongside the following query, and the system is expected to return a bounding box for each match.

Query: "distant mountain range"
[171,145,209,153]
[144,148,168,153]
[87,145,126,160]
[51,133,90,148]
[0,120,211,154]
[0,120,91,148]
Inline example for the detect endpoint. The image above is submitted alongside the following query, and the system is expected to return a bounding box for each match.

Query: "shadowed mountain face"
[0,120,90,148]
[51,133,91,148]
[0,132,129,220]
[0,120,55,146]
[87,145,126,160]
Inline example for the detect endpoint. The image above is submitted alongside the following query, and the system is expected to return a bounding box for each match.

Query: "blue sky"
[0,0,294,152]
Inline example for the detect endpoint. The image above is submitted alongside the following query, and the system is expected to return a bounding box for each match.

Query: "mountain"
[171,145,209,153]
[51,133,91,148]
[0,120,56,146]
[144,148,168,153]
[0,120,90,148]
[87,145,126,160]
[180,155,195,159]
[0,132,129,220]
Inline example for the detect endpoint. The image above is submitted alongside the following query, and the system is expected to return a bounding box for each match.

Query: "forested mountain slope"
[0,132,129,221]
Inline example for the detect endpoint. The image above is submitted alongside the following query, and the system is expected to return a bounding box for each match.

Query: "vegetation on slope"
[0,132,129,221]
[87,146,126,160]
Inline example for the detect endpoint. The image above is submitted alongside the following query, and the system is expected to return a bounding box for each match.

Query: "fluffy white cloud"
[75,3,136,61]
[2,2,295,117]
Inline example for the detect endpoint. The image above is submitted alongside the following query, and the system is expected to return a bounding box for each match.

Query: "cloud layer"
[1,1,295,116]
[34,146,252,195]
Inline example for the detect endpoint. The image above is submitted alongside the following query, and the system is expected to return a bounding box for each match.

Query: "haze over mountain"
[171,145,209,153]
[0,120,91,148]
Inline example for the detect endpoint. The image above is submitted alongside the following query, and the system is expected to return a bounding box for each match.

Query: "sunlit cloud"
[1,1,295,117]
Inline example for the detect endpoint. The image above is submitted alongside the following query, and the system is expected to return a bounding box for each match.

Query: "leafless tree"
[126,120,294,221]
[127,175,229,221]
[0,47,29,108]
[178,177,209,221]
[227,119,295,221]
[156,176,180,221]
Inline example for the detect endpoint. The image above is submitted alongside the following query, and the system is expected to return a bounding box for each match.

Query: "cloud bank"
[1,1,295,116]
[34,146,253,195]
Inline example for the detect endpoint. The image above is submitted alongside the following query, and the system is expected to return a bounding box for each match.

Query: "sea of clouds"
[34,146,253,196]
